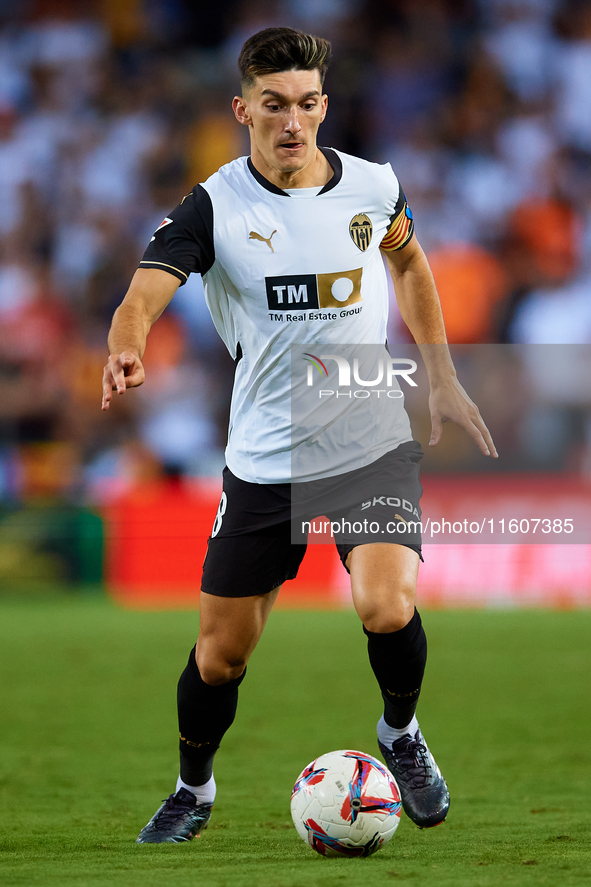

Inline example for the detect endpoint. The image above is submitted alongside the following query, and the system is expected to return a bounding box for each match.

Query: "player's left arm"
[382,234,498,458]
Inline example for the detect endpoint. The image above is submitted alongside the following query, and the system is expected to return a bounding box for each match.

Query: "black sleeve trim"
[138,261,188,284]
[140,184,215,284]
[193,185,215,274]
[393,187,403,217]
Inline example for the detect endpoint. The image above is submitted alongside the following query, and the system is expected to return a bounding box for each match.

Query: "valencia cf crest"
[349,214,373,251]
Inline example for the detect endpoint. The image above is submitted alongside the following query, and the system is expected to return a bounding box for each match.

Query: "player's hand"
[428,376,498,458]
[101,351,145,411]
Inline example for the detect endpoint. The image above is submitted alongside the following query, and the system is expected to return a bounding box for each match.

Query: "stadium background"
[0,0,590,606]
[1,4,591,886]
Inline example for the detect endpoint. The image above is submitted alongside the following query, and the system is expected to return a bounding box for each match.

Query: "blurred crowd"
[1,0,591,508]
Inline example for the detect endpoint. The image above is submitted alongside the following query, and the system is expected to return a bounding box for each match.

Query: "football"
[290,749,402,858]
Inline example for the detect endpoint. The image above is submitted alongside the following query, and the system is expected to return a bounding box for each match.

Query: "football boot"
[136,788,212,843]
[378,728,449,828]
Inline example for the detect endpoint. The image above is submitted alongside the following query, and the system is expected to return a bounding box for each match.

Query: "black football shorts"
[201,440,423,597]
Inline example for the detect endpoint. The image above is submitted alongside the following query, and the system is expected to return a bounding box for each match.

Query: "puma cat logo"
[249,229,277,252]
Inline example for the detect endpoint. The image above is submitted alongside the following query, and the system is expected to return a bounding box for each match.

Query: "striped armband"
[380,198,414,252]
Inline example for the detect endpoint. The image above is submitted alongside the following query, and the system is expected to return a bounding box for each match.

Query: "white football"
[290,749,401,857]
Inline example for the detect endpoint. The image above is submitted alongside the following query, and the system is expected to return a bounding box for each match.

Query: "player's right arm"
[102,182,214,410]
[101,268,180,410]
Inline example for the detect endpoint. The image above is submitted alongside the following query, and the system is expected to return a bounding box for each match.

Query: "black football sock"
[177,645,246,787]
[364,608,427,730]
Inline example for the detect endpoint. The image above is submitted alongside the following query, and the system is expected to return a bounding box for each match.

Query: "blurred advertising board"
[103,474,591,609]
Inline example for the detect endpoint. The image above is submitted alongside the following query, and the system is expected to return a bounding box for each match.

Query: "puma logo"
[249,229,277,252]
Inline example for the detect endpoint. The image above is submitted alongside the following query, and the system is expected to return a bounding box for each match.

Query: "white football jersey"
[141,148,415,483]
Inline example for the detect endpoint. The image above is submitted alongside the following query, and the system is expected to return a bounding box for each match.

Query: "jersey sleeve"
[380,186,415,252]
[139,185,215,285]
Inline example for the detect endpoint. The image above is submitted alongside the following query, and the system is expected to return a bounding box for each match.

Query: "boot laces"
[392,733,433,788]
[154,792,199,828]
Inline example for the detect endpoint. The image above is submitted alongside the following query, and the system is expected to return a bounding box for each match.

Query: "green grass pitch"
[0,594,590,887]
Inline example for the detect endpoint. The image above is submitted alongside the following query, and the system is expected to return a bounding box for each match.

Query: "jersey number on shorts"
[211,492,227,538]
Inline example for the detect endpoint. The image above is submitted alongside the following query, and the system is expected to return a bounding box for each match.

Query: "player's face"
[233,69,328,182]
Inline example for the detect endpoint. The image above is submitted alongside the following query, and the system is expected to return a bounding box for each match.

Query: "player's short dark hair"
[238,27,332,90]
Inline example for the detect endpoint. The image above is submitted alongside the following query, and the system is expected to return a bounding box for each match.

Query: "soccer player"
[102,27,497,843]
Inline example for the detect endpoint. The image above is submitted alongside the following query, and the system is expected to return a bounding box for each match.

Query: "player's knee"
[195,649,247,686]
[360,586,416,634]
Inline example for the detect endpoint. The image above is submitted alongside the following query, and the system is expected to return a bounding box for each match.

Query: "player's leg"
[347,542,449,828]
[178,587,281,791]
[347,542,423,729]
[136,586,280,844]
[136,468,305,843]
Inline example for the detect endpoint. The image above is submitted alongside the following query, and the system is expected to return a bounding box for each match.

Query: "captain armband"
[380,196,415,252]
